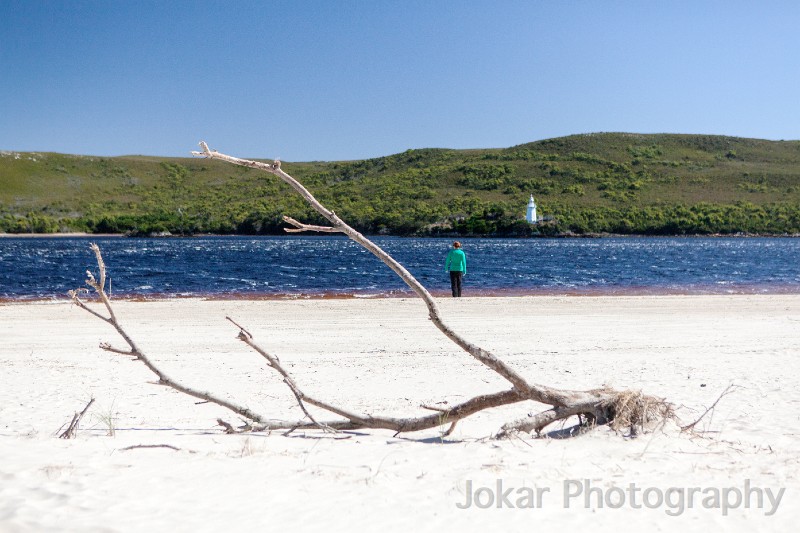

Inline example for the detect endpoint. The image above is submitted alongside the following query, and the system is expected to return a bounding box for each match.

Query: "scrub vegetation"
[2,133,799,236]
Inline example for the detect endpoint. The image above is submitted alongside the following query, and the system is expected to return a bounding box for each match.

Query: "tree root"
[498,389,674,439]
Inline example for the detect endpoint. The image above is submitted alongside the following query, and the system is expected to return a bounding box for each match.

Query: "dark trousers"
[449,271,463,297]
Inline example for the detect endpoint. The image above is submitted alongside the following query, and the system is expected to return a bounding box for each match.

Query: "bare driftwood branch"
[59,398,95,439]
[66,142,673,441]
[226,316,333,432]
[282,216,338,233]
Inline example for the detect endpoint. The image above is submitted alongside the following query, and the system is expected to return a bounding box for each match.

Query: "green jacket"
[445,249,466,273]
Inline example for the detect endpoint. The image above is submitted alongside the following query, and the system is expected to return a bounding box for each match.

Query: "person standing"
[445,241,466,297]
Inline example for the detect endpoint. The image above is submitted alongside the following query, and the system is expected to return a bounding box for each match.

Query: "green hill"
[2,133,799,236]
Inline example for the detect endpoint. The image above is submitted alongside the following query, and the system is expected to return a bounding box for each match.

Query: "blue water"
[0,236,798,299]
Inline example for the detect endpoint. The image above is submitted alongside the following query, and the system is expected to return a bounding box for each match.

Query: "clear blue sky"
[2,0,798,161]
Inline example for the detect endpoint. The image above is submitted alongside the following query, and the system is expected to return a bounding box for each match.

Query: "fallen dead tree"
[68,141,673,439]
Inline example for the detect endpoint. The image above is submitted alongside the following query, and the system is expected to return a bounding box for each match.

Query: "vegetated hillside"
[1,133,799,236]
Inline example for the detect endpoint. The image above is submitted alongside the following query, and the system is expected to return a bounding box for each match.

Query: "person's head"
[453,241,461,249]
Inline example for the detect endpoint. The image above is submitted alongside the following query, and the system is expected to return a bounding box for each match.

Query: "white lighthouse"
[526,195,538,224]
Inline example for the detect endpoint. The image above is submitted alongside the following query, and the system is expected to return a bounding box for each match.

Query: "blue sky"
[1,0,798,161]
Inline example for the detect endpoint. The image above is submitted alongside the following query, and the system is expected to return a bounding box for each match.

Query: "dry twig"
[680,384,738,433]
[119,444,181,451]
[59,398,95,439]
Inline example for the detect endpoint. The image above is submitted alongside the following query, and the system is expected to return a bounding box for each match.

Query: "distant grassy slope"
[1,133,799,235]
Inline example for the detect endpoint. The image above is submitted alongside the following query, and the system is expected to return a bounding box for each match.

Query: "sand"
[1,294,798,532]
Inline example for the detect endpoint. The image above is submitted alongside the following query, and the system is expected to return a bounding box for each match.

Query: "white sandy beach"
[1,294,798,532]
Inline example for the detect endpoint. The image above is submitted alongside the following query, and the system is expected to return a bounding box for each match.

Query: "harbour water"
[1,236,798,299]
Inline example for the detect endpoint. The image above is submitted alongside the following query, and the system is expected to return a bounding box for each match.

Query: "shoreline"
[0,232,123,238]
[2,231,799,239]
[4,283,800,304]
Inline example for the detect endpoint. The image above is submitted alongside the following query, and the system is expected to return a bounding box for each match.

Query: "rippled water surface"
[1,236,798,299]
